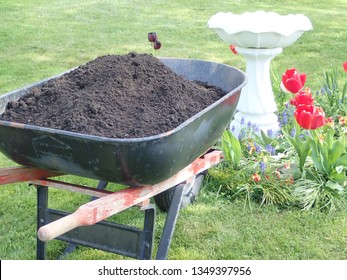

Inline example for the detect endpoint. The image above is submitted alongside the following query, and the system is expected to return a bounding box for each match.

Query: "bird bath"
[208,11,312,136]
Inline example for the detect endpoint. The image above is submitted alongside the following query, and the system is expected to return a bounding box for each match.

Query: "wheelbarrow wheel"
[154,173,205,212]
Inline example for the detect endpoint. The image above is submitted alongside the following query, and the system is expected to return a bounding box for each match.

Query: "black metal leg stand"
[59,180,109,259]
[36,180,184,260]
[35,182,157,260]
[36,185,48,260]
[156,183,185,260]
[139,204,156,259]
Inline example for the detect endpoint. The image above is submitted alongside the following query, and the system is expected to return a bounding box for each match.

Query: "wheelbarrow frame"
[0,57,245,259]
[0,149,222,260]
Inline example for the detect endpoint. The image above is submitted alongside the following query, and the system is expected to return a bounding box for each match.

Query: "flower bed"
[213,61,347,211]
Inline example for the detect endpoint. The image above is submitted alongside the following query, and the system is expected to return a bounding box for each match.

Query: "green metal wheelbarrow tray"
[0,58,246,187]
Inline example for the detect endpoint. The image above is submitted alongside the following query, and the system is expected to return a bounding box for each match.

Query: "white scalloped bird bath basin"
[208,11,312,49]
[208,11,312,136]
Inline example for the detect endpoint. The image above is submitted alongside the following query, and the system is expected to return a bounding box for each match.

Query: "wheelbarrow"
[0,58,246,259]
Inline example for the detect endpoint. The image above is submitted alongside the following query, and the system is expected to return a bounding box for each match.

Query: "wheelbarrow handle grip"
[38,213,81,242]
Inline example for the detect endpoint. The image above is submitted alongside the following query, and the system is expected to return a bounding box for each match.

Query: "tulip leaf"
[331,167,346,183]
[342,82,347,103]
[329,171,346,184]
[324,126,334,147]
[335,166,344,173]
[283,129,309,171]
[221,130,241,167]
[329,142,344,165]
[326,180,344,192]
[320,153,329,173]
[299,144,310,171]
[260,129,272,146]
[316,138,330,173]
[335,155,347,167]
[309,140,325,173]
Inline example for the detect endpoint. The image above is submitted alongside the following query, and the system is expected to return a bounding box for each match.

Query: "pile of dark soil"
[0,53,225,138]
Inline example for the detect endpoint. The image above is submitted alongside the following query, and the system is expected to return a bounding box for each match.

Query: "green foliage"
[221,130,241,168]
[218,62,347,212]
[293,178,346,211]
[284,66,347,211]
[219,127,296,209]
[291,125,347,211]
[315,69,347,117]
[282,122,310,171]
[308,128,346,182]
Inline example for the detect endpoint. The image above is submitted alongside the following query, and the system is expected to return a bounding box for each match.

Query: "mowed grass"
[1,0,346,93]
[0,0,347,260]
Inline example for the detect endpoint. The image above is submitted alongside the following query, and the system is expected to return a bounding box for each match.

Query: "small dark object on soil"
[0,53,225,138]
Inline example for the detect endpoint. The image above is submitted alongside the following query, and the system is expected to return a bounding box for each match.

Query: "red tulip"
[294,104,326,130]
[229,44,238,55]
[290,88,314,107]
[282,68,307,94]
[343,61,347,72]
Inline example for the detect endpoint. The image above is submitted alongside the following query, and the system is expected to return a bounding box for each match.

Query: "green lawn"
[0,0,346,260]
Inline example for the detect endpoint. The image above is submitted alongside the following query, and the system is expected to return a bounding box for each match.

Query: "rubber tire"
[154,173,205,212]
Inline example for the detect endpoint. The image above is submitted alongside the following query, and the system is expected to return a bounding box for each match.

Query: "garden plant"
[218,61,347,211]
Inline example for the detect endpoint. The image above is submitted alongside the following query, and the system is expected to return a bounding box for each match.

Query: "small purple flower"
[247,121,252,128]
[282,111,288,125]
[277,113,283,127]
[247,144,252,152]
[252,123,259,133]
[266,144,276,155]
[260,161,266,174]
[267,129,274,138]
[238,130,246,140]
[231,125,235,132]
[254,142,262,153]
[241,117,245,125]
[290,128,296,137]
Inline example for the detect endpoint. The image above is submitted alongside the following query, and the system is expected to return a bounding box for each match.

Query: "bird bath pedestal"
[232,46,283,135]
[208,11,312,136]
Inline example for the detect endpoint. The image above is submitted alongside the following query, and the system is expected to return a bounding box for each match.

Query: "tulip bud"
[148,32,157,43]
[153,40,161,50]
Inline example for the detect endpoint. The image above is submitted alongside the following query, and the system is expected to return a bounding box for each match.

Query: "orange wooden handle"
[0,166,61,185]
[38,213,81,242]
